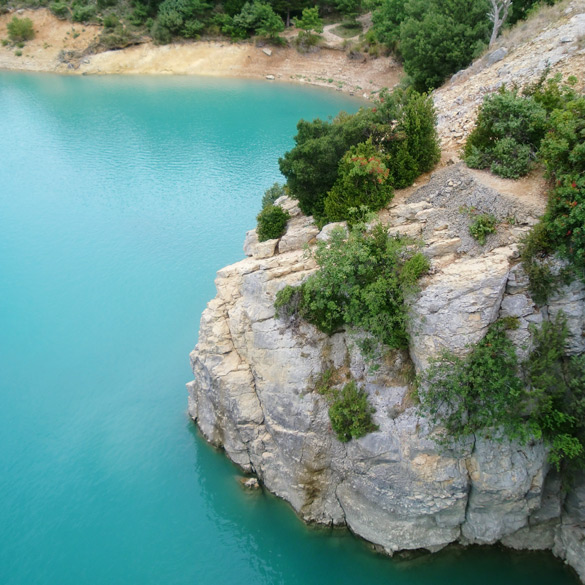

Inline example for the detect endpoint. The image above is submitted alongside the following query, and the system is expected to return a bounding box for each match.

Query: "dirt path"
[0,9,402,97]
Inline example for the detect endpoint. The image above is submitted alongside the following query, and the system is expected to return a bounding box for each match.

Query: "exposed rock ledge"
[188,165,585,580]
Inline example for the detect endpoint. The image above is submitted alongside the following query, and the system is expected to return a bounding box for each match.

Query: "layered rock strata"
[188,165,585,580]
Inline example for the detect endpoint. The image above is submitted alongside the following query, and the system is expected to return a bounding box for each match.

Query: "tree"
[294,5,323,34]
[488,0,512,48]
[399,0,491,91]
[256,7,285,39]
[324,140,394,222]
[336,0,361,22]
[371,0,407,52]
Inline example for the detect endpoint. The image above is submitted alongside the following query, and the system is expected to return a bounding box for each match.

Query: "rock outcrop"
[188,165,585,580]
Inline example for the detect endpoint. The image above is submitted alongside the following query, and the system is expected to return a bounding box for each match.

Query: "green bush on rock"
[464,87,547,179]
[256,204,290,242]
[278,88,439,223]
[324,140,394,223]
[315,371,378,442]
[419,314,585,472]
[275,222,429,348]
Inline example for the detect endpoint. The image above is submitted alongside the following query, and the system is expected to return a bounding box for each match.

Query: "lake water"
[0,72,578,585]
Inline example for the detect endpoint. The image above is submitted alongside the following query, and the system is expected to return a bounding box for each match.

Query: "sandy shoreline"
[0,9,402,97]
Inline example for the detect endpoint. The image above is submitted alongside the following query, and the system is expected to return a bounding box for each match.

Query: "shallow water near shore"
[0,71,579,585]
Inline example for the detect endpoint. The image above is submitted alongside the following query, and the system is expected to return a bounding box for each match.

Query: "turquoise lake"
[0,72,579,585]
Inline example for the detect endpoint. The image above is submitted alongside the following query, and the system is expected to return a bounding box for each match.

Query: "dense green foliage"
[370,0,490,90]
[324,139,394,222]
[419,315,585,471]
[278,88,439,221]
[275,222,429,347]
[293,5,322,33]
[370,0,406,52]
[468,213,497,245]
[537,83,585,273]
[523,316,585,469]
[315,371,378,442]
[7,16,35,41]
[420,318,524,442]
[327,381,378,442]
[464,88,548,178]
[219,0,284,41]
[400,0,491,91]
[256,204,290,241]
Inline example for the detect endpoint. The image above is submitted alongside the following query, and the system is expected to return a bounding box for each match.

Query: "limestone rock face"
[188,173,585,579]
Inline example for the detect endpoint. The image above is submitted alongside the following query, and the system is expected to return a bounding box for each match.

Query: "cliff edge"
[188,164,585,579]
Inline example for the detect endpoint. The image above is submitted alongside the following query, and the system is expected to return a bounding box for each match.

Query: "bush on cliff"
[419,314,585,471]
[256,204,290,241]
[274,222,429,348]
[315,371,378,442]
[464,87,548,179]
[323,139,394,222]
[464,75,585,301]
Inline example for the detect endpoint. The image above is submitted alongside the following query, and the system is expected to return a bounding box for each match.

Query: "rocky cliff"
[188,164,585,580]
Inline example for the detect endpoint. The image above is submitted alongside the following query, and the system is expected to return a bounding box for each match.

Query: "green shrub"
[256,204,290,241]
[153,0,209,41]
[464,88,548,178]
[469,213,497,245]
[324,139,394,222]
[274,222,429,347]
[328,381,378,442]
[315,371,378,442]
[14,49,22,56]
[226,1,283,39]
[261,183,287,209]
[50,1,69,18]
[420,318,524,442]
[523,314,585,469]
[7,17,35,42]
[72,5,96,23]
[294,6,322,35]
[419,314,585,471]
[537,92,585,271]
[278,109,375,218]
[103,14,119,29]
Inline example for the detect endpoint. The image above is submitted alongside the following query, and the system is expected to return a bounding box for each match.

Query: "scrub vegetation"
[419,314,585,472]
[315,369,378,443]
[275,222,429,348]
[256,204,290,241]
[463,75,585,302]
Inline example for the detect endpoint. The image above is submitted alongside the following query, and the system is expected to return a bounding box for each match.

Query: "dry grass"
[492,0,577,53]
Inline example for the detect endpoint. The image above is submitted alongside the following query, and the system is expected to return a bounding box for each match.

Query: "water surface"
[0,72,578,585]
